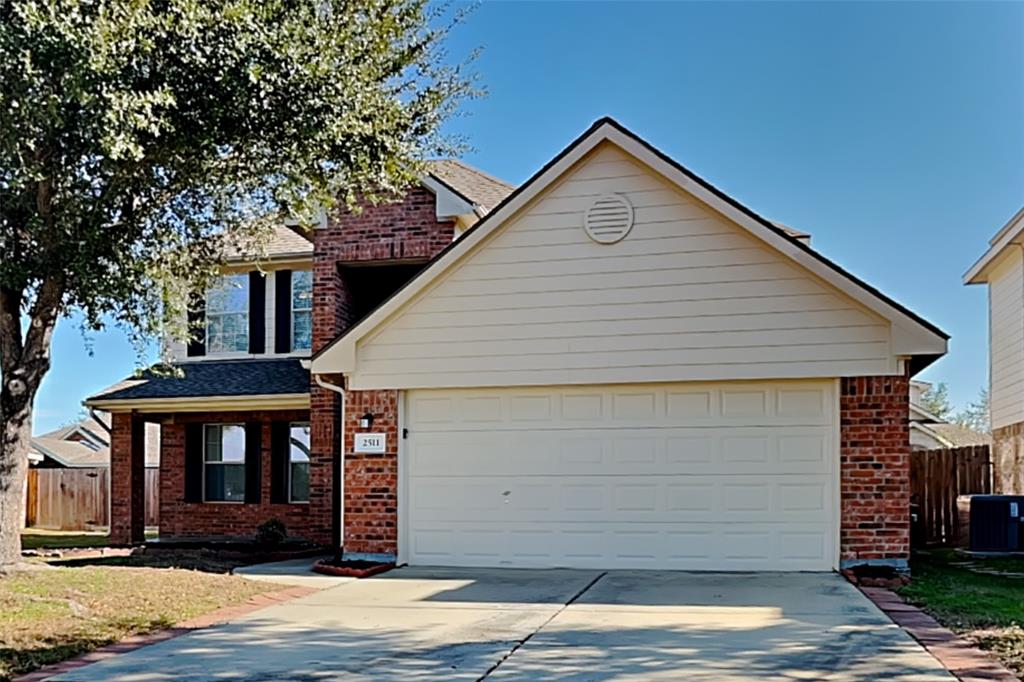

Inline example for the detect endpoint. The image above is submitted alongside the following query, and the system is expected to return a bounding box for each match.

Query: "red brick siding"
[110,413,145,545]
[839,373,911,566]
[342,389,399,556]
[310,188,452,556]
[158,410,324,543]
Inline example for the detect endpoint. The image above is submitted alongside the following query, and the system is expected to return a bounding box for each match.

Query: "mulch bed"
[312,559,395,578]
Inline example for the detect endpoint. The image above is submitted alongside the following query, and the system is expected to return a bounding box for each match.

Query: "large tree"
[955,387,990,434]
[0,0,474,565]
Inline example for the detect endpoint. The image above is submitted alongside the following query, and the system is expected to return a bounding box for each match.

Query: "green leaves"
[0,0,475,360]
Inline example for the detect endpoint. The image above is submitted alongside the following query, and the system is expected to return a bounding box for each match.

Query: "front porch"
[108,408,329,546]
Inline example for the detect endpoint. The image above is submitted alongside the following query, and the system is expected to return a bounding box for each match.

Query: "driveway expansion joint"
[476,570,608,681]
[859,586,1018,682]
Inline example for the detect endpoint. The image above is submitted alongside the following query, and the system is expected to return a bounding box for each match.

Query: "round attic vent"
[584,193,634,244]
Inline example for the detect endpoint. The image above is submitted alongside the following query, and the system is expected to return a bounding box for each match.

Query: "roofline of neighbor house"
[910,421,954,449]
[28,439,99,468]
[310,116,948,376]
[964,205,1024,284]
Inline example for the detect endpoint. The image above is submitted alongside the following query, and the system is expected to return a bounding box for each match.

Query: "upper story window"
[291,270,313,351]
[206,275,249,354]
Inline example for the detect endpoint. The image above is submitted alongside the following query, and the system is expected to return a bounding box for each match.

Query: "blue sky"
[34,1,1024,433]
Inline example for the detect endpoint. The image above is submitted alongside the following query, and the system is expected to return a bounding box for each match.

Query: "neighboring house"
[87,118,948,572]
[966,207,1024,492]
[30,413,160,469]
[25,413,160,530]
[909,381,990,451]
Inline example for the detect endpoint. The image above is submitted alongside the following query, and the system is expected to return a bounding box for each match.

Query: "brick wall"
[311,188,453,557]
[991,422,1024,494]
[158,409,323,543]
[342,389,399,557]
[839,373,911,568]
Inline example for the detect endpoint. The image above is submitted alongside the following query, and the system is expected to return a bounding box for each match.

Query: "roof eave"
[965,206,1024,284]
[83,392,310,413]
[420,174,479,221]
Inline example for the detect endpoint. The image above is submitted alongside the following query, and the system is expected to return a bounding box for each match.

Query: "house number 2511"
[354,433,386,453]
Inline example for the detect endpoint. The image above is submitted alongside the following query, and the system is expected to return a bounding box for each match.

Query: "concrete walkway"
[233,556,353,589]
[49,568,955,681]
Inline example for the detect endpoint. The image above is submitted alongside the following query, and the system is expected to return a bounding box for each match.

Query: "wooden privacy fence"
[25,467,160,531]
[910,445,991,547]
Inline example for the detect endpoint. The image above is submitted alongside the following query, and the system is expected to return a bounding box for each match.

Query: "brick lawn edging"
[859,586,1018,682]
[14,585,317,682]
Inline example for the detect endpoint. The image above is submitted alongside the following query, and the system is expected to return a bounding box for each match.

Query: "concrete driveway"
[52,568,954,681]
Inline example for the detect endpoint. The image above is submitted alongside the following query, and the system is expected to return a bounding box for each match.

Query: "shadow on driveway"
[50,569,955,681]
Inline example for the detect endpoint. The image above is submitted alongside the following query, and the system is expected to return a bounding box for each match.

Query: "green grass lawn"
[900,549,1024,678]
[0,564,278,680]
[21,529,157,551]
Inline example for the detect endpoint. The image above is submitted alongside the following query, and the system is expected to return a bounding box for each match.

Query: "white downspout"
[314,374,345,559]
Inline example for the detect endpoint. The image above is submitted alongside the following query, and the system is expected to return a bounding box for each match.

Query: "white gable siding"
[990,250,1024,429]
[350,144,894,390]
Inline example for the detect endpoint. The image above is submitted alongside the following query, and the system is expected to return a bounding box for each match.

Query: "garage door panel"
[406,522,833,569]
[404,381,837,570]
[407,384,834,430]
[410,428,832,476]
[410,474,831,524]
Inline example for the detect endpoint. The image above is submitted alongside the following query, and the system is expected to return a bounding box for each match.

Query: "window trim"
[290,270,313,353]
[205,274,250,356]
[287,421,311,504]
[202,423,246,504]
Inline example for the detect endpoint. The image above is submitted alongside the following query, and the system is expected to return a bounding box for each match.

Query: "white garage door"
[402,381,838,571]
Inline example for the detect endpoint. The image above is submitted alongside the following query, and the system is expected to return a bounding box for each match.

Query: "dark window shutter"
[184,423,204,502]
[249,271,266,354]
[275,269,292,354]
[244,422,262,504]
[270,421,290,504]
[186,292,206,357]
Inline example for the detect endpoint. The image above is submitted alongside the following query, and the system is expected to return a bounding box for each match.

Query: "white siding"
[990,250,1024,429]
[352,144,893,390]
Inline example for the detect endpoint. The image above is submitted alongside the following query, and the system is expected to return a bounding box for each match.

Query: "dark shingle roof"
[86,359,309,402]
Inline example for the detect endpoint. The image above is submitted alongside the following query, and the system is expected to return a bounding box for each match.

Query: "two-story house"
[88,118,947,572]
[965,207,1024,493]
[85,160,513,548]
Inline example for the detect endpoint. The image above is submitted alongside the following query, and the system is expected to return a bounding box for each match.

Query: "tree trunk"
[0,280,61,567]
[0,380,33,566]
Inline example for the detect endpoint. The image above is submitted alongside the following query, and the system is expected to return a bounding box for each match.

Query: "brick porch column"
[109,412,146,545]
[840,373,911,569]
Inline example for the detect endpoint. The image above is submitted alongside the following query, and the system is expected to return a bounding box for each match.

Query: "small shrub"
[255,519,287,547]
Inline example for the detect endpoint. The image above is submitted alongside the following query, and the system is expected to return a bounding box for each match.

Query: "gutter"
[314,373,345,561]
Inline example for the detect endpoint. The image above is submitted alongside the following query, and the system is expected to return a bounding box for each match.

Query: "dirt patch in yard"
[0,563,279,681]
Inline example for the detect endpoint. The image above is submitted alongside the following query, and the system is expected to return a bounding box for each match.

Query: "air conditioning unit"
[969,495,1024,552]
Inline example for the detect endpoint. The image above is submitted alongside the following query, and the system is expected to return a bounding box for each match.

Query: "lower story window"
[289,423,310,503]
[205,424,246,502]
